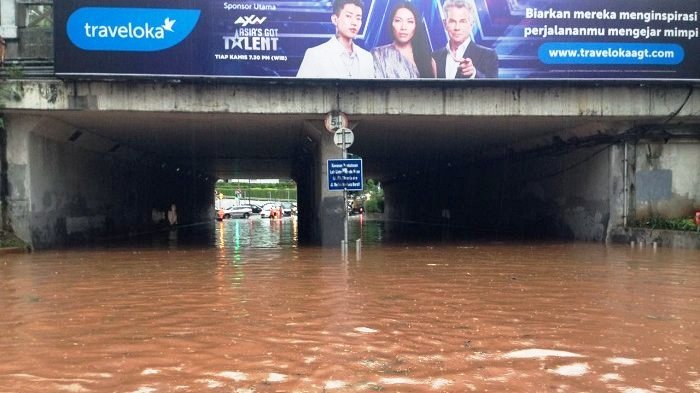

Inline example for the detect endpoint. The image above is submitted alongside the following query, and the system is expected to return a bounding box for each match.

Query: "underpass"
[2,80,698,248]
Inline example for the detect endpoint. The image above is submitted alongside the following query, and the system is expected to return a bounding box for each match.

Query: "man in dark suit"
[433,0,498,79]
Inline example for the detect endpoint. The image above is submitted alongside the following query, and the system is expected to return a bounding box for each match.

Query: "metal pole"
[623,142,628,227]
[343,130,348,251]
[343,131,348,254]
[344,187,348,254]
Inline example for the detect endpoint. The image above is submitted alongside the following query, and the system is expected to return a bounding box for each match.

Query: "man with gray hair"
[432,0,498,78]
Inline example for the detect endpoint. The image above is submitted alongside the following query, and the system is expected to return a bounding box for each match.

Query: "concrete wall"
[384,145,614,242]
[292,128,317,245]
[18,27,52,59]
[0,0,17,40]
[511,146,612,241]
[633,142,700,220]
[6,81,700,122]
[4,115,214,249]
[385,139,700,244]
[0,121,7,230]
[627,228,700,250]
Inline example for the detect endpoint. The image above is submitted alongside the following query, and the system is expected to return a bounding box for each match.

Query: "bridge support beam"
[296,121,345,246]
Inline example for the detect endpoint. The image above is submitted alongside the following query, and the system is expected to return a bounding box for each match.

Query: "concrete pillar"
[606,144,627,242]
[299,120,347,246]
[316,129,344,246]
[3,115,34,242]
[292,134,316,245]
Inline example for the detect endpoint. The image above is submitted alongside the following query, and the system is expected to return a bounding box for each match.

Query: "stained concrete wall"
[296,122,345,246]
[385,139,699,244]
[6,81,700,122]
[384,145,614,242]
[4,115,215,249]
[632,142,700,220]
[293,146,316,245]
[0,122,7,231]
[317,131,346,246]
[510,146,612,241]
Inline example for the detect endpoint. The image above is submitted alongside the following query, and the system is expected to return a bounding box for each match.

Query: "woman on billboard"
[371,2,436,78]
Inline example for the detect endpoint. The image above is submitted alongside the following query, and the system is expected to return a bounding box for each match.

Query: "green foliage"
[215,180,297,200]
[350,179,384,213]
[26,5,53,28]
[3,65,24,79]
[631,216,699,232]
[365,197,384,213]
[1,66,25,128]
[0,230,30,250]
[244,188,297,200]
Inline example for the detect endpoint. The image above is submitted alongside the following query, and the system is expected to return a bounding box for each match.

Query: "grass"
[631,216,699,232]
[0,230,30,249]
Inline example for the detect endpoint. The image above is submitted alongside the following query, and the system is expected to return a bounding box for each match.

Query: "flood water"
[1,216,699,392]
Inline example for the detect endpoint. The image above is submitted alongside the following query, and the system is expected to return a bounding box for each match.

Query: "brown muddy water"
[1,217,699,392]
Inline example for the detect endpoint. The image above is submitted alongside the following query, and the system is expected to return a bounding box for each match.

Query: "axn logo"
[234,15,267,27]
[67,7,200,51]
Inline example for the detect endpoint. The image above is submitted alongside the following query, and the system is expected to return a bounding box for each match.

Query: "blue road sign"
[328,159,363,191]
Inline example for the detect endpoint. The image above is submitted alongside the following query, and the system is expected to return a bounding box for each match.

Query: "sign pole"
[327,123,359,259]
[342,131,348,258]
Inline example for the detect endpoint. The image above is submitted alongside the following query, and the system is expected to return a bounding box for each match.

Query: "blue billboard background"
[54,0,700,80]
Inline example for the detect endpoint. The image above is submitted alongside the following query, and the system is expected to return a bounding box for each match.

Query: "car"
[261,203,289,219]
[348,198,364,215]
[260,203,278,218]
[220,205,252,219]
[240,204,262,214]
[350,205,364,215]
[281,202,293,217]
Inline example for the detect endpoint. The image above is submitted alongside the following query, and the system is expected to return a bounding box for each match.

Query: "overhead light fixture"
[68,130,83,142]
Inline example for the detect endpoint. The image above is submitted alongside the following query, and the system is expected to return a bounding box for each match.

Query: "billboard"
[54,0,700,81]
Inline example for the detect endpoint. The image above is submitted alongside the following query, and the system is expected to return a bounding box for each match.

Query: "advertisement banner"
[54,0,700,81]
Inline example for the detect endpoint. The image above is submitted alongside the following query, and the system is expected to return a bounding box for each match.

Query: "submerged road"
[1,217,699,392]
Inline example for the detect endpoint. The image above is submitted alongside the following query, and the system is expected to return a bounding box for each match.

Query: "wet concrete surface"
[1,216,699,392]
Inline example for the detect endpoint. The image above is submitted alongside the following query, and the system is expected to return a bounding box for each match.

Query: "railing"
[0,58,55,78]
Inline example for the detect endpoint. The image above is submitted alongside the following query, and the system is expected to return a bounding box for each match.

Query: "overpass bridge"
[1,0,699,249]
[2,77,699,248]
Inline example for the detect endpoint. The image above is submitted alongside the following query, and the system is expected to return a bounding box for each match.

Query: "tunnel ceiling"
[36,110,632,181]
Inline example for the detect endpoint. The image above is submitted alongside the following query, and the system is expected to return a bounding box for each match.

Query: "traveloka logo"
[67,7,201,51]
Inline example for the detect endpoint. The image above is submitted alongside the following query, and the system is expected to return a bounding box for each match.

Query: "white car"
[221,205,252,219]
[260,203,281,218]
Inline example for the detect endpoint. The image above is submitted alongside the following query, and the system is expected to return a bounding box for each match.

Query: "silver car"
[221,205,253,219]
